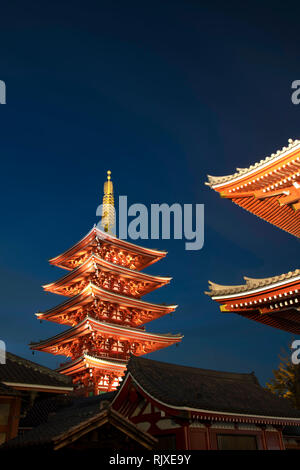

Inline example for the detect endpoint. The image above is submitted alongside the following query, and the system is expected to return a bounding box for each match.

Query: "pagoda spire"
[101,170,115,235]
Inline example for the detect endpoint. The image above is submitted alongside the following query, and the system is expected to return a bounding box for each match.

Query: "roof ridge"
[6,352,71,384]
[128,355,257,382]
[206,268,300,297]
[205,139,300,187]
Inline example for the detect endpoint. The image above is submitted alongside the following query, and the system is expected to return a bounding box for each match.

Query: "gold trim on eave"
[220,304,229,312]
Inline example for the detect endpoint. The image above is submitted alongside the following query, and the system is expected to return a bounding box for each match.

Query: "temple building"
[30,172,182,395]
[0,352,72,445]
[4,356,300,450]
[205,139,300,333]
[2,392,157,451]
[112,356,300,450]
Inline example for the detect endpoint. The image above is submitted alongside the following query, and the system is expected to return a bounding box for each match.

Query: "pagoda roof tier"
[43,253,171,298]
[57,354,127,377]
[206,139,300,237]
[37,283,177,326]
[49,226,166,271]
[30,316,183,355]
[206,269,300,334]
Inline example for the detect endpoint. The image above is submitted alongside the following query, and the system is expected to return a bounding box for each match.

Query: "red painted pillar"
[205,422,212,450]
[94,381,99,396]
[184,424,190,450]
[278,431,285,450]
[8,397,21,440]
[275,426,285,450]
[260,426,267,450]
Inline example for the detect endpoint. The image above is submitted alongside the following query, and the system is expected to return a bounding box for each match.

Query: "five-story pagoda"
[31,172,182,395]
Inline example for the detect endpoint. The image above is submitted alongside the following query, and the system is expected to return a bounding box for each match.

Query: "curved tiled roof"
[0,352,72,389]
[127,356,300,419]
[19,392,115,428]
[205,139,300,187]
[3,392,156,449]
[31,316,183,351]
[0,382,21,396]
[3,393,113,448]
[205,269,300,297]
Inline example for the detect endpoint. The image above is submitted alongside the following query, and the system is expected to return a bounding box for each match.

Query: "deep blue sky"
[1,1,300,385]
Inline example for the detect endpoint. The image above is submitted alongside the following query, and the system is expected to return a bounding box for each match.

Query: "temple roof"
[0,382,21,397]
[205,140,300,238]
[206,269,300,298]
[3,393,156,450]
[49,226,166,271]
[43,253,171,296]
[18,392,115,429]
[37,283,177,323]
[0,352,73,391]
[124,356,300,420]
[30,316,183,352]
[2,393,112,448]
[206,139,300,188]
[57,354,127,375]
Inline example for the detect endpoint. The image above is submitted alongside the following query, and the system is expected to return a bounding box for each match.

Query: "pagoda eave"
[49,227,167,271]
[37,283,177,324]
[30,316,183,355]
[43,253,171,297]
[57,354,127,376]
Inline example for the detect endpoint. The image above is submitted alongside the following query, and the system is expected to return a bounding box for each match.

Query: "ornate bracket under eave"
[221,182,300,211]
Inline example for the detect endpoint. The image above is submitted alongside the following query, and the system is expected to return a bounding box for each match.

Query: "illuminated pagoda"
[31,172,182,395]
[205,139,300,334]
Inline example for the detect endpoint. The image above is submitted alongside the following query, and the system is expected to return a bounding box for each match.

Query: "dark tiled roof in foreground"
[0,382,21,397]
[127,356,300,419]
[19,395,73,428]
[19,392,116,428]
[0,352,72,389]
[3,392,116,448]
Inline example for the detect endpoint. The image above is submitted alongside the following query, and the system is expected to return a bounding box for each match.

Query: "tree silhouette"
[266,346,300,410]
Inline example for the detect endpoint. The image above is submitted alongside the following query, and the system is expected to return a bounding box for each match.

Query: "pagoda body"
[31,172,182,395]
[205,139,300,333]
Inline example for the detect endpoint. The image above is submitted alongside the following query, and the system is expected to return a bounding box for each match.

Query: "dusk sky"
[1,1,300,385]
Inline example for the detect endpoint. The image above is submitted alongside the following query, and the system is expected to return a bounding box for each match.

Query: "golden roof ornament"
[101,170,115,234]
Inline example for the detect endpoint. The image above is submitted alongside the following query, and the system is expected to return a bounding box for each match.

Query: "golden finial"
[101,170,115,234]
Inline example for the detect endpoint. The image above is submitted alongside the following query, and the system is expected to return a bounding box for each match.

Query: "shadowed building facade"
[0,352,72,445]
[4,356,300,450]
